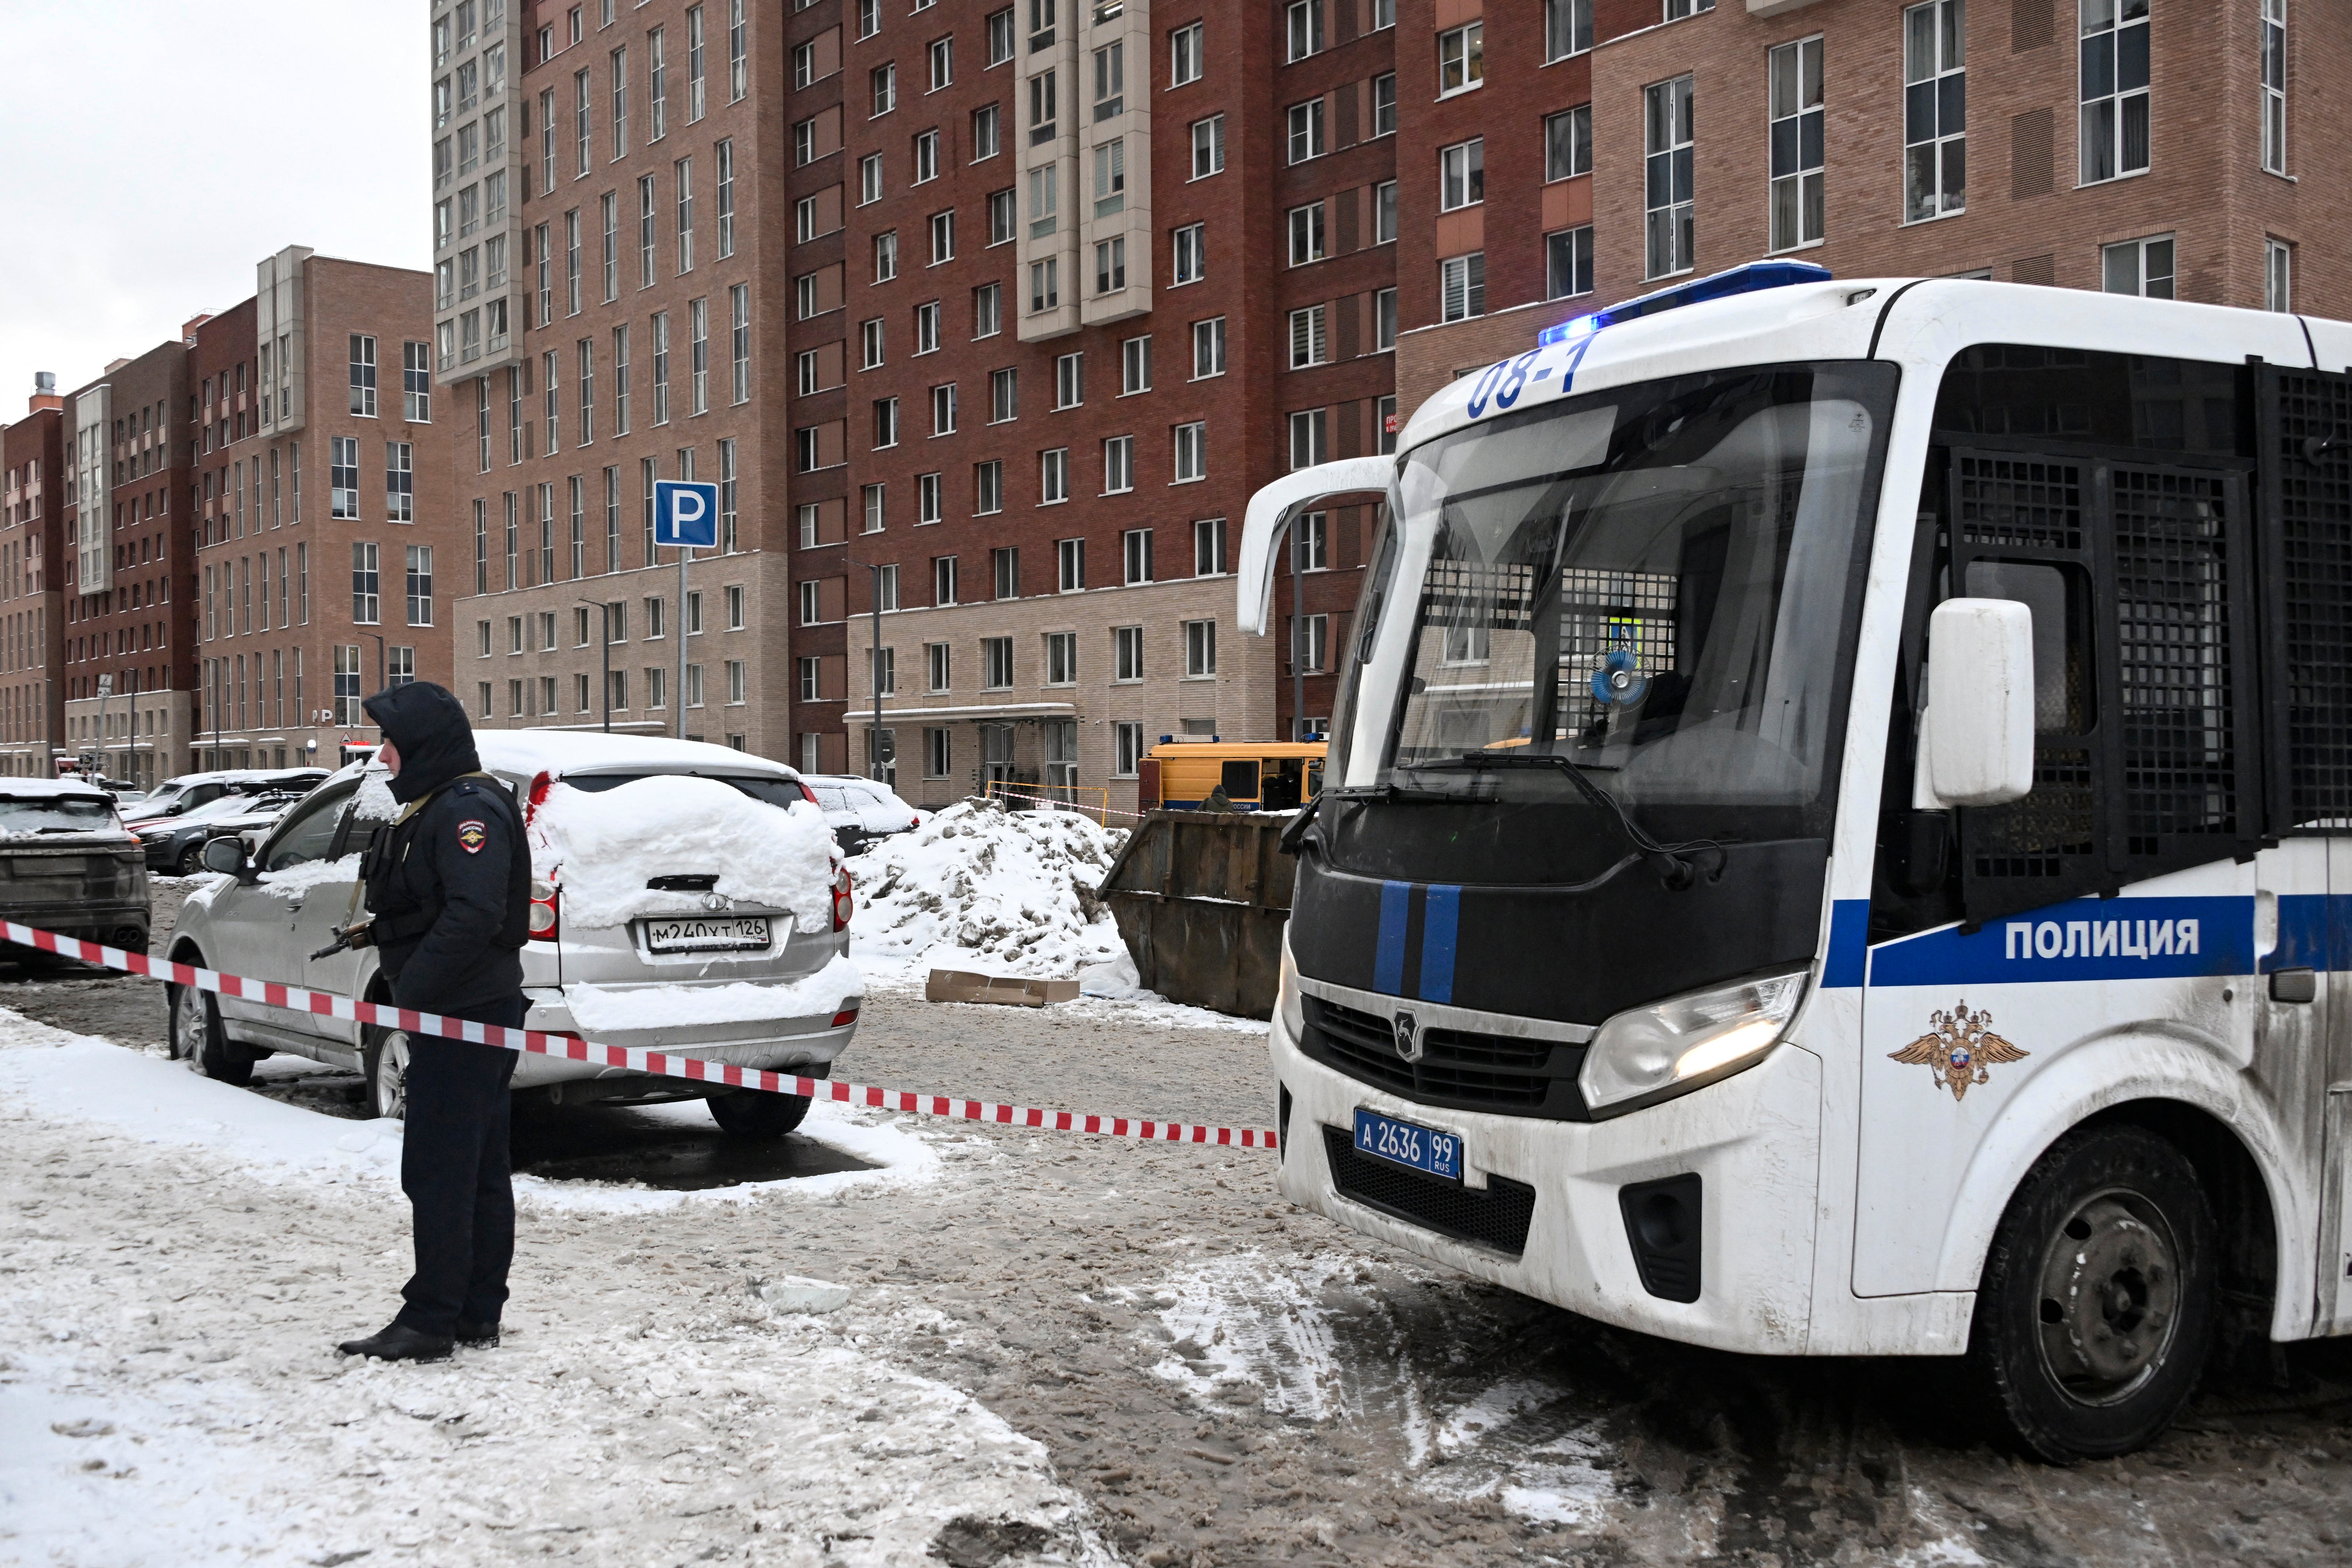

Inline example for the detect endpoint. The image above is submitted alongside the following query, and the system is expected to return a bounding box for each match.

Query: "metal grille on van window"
[2111,466,2239,856]
[1422,559,1538,632]
[2261,368,2352,831]
[1956,453,2086,551]
[1555,568,1676,741]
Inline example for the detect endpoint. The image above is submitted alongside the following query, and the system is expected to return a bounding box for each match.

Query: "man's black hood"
[363,682,480,804]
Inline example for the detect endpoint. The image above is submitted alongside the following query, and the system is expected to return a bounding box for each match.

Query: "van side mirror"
[201,836,252,879]
[1916,597,2036,809]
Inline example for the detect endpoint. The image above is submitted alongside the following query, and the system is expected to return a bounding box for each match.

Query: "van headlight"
[1579,968,1808,1116]
[1277,935,1303,1041]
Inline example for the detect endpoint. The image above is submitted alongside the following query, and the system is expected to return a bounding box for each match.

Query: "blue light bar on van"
[1536,259,1835,347]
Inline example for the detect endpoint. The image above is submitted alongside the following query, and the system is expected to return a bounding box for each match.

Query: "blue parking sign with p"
[653,480,721,549]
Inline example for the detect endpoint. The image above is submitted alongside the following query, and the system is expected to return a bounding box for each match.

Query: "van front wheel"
[1966,1124,2216,1462]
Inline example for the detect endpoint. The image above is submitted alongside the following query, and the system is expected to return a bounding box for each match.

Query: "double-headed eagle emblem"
[1889,1002,2028,1101]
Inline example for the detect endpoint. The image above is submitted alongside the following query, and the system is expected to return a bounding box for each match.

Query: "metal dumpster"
[1096,810,1296,1019]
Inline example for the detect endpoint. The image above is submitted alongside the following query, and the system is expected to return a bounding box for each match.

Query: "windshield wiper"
[1439,752,1724,891]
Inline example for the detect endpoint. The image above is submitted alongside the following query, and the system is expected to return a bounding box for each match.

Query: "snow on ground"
[0,1007,934,1214]
[848,801,1127,980]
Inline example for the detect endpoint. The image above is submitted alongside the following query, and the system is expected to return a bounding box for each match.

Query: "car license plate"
[644,915,772,953]
[1353,1108,1462,1182]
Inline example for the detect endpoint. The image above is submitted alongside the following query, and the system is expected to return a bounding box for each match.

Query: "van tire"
[707,1088,812,1139]
[1966,1124,2216,1462]
[170,969,253,1088]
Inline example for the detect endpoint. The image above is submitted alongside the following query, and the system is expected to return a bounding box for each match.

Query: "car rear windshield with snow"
[0,795,115,835]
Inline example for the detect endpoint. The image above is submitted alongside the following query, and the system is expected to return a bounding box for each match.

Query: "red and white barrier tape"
[0,921,1279,1150]
[982,789,1153,822]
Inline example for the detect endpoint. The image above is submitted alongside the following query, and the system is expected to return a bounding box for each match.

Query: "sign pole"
[676,545,690,740]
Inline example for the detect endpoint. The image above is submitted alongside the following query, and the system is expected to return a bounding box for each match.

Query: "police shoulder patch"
[457,819,488,854]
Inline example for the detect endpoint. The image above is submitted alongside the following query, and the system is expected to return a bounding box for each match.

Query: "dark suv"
[0,780,150,955]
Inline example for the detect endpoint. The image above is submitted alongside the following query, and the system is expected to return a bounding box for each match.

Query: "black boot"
[455,1320,501,1348]
[337,1322,455,1362]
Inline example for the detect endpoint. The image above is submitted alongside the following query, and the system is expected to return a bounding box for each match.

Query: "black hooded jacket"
[360,682,529,1019]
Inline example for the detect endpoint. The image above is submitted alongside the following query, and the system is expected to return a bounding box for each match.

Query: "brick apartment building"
[437,0,2342,813]
[1390,0,2344,417]
[0,375,68,775]
[790,0,1404,811]
[189,248,463,773]
[437,0,795,754]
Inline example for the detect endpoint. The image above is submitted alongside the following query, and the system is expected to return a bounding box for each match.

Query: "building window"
[1191,114,1225,178]
[981,636,1014,689]
[915,128,941,184]
[973,102,1000,159]
[1104,435,1134,493]
[2101,234,2174,297]
[1372,72,1396,136]
[2080,0,2150,184]
[930,35,954,91]
[990,365,1019,420]
[730,284,751,403]
[1547,226,1596,299]
[1904,1,1965,221]
[1377,394,1398,454]
[1664,0,1715,15]
[1286,0,1322,61]
[1439,138,1483,211]
[1114,625,1144,682]
[975,281,1003,337]
[1057,536,1086,591]
[875,229,898,282]
[1438,22,1482,95]
[1183,619,1216,678]
[1055,351,1084,408]
[1546,0,1592,59]
[873,61,897,116]
[1170,20,1203,85]
[927,642,952,692]
[1045,631,1078,686]
[1545,106,1593,182]
[2266,238,2292,311]
[1769,37,1826,249]
[1173,421,1207,482]
[1112,721,1144,777]
[386,441,415,522]
[330,436,361,518]
[1287,99,1324,165]
[925,727,952,778]
[1193,316,1227,378]
[352,542,382,624]
[1041,447,1069,504]
[919,471,944,523]
[349,334,378,416]
[1645,74,1696,278]
[1173,223,1206,284]
[975,460,1003,514]
[1093,236,1127,294]
[874,396,900,448]
[406,545,434,626]
[929,209,955,263]
[1288,305,1327,369]
[1287,203,1324,266]
[2261,0,2286,174]
[1029,256,1060,311]
[1440,254,1485,322]
[931,381,957,435]
[1289,409,1327,471]
[862,482,886,532]
[1123,527,1154,584]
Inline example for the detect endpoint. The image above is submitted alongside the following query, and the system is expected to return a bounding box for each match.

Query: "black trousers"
[394,996,525,1338]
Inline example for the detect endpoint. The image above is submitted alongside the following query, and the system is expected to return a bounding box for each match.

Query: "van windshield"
[1377,362,1895,833]
[0,795,118,835]
[560,772,808,809]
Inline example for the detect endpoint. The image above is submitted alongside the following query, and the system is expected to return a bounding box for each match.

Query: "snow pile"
[850,799,1127,976]
[529,775,836,932]
[561,951,864,1032]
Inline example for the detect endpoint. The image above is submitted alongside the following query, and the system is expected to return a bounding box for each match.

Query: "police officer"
[337,680,532,1363]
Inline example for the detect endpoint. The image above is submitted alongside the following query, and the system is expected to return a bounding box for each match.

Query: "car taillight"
[831,864,854,931]
[801,782,821,806]
[528,877,560,941]
[830,1006,860,1028]
[525,770,553,825]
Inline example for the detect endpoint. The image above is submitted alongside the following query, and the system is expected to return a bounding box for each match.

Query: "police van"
[1241,261,2352,1460]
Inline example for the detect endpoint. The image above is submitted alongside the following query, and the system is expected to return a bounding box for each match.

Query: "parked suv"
[124,768,327,829]
[165,733,860,1138]
[135,789,311,875]
[798,774,922,854]
[0,779,150,956]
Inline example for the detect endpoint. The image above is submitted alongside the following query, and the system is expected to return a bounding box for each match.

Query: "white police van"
[1243,261,2352,1460]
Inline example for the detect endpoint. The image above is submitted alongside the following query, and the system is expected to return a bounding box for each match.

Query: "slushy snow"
[528,775,837,932]
[850,799,1127,977]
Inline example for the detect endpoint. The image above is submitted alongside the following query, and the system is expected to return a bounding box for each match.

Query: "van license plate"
[1353,1108,1462,1182]
[644,915,771,953]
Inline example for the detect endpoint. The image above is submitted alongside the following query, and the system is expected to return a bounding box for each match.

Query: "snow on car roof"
[473,730,801,780]
[0,778,116,801]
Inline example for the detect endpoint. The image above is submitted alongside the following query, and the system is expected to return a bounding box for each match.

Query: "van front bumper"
[1272,1002,1823,1354]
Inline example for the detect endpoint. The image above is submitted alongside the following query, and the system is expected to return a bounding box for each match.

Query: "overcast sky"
[0,1,428,425]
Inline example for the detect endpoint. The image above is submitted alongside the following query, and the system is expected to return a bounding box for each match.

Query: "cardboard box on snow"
[925,969,1081,1007]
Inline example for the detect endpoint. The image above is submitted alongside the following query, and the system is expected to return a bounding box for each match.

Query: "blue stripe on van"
[1420,885,1461,1003]
[1374,881,1411,995]
[1821,899,1870,989]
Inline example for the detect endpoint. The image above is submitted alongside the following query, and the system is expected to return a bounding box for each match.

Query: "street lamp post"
[575,600,612,733]
[843,556,887,782]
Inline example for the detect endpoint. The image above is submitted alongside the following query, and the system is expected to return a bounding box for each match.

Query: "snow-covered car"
[122,768,327,830]
[0,778,151,955]
[798,774,922,854]
[165,733,860,1138]
[135,789,311,875]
